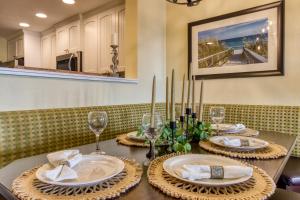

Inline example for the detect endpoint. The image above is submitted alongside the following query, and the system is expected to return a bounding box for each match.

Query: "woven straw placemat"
[116,134,149,147]
[12,158,143,200]
[147,153,276,200]
[199,140,287,159]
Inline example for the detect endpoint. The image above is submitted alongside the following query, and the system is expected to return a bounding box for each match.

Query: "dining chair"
[269,188,300,200]
[0,183,18,200]
[278,157,300,192]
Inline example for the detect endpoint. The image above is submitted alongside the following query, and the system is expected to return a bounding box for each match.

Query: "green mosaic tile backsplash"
[0,103,299,169]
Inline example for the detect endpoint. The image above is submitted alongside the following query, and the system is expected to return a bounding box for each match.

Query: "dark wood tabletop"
[0,131,296,200]
[98,131,296,200]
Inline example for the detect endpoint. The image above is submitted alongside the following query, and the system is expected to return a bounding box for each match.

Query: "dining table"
[0,131,296,200]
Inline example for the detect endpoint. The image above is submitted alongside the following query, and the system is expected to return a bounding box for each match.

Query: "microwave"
[56,51,82,72]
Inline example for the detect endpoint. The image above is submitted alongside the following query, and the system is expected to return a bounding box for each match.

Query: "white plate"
[163,154,252,186]
[126,131,146,141]
[209,135,269,151]
[211,124,245,133]
[36,155,124,186]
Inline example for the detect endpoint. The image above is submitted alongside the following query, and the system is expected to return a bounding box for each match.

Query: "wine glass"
[88,111,108,154]
[141,113,164,166]
[210,107,225,134]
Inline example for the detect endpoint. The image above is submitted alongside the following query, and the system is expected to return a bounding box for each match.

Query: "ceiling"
[0,0,114,38]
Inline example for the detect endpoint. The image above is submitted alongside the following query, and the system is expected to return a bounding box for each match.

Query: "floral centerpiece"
[142,69,209,155]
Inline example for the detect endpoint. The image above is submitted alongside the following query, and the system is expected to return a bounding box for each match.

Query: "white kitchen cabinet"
[98,10,116,73]
[7,39,16,61]
[83,16,98,73]
[68,21,80,53]
[56,21,80,56]
[41,36,51,68]
[41,33,56,69]
[50,34,56,68]
[7,35,24,61]
[82,5,125,74]
[16,37,24,58]
[117,8,125,67]
[56,27,68,55]
[23,30,41,68]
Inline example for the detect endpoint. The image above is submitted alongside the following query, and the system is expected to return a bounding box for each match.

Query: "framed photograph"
[188,1,284,79]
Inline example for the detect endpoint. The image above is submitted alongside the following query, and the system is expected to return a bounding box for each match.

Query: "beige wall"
[167,0,300,106]
[2,0,299,111]
[0,37,7,62]
[0,0,166,111]
[124,0,138,78]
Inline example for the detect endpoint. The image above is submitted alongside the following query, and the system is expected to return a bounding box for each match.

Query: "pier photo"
[198,18,269,69]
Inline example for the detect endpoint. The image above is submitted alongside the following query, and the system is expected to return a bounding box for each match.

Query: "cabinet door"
[16,37,24,58]
[98,11,116,73]
[56,27,68,55]
[41,33,56,69]
[68,21,80,53]
[7,39,16,61]
[117,8,125,67]
[83,16,98,73]
[50,34,56,69]
[41,36,51,68]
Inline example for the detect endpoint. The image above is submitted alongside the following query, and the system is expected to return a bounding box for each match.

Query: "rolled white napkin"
[222,137,250,147]
[44,150,82,181]
[223,124,246,133]
[175,165,253,181]
[44,165,78,182]
[47,150,82,168]
[235,124,246,130]
[213,124,246,132]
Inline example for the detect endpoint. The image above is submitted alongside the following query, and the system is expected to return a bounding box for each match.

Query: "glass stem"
[150,139,156,160]
[217,123,219,134]
[146,141,152,159]
[95,134,100,152]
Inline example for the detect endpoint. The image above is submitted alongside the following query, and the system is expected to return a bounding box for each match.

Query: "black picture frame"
[188,1,284,79]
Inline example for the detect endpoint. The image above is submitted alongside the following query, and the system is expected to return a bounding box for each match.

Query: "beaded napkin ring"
[210,166,224,179]
[241,139,250,147]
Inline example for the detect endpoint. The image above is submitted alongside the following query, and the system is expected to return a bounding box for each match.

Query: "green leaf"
[184,143,192,152]
[176,128,184,136]
[176,135,186,143]
[173,142,184,152]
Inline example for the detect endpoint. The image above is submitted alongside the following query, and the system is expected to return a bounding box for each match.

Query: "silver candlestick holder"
[110,44,119,77]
